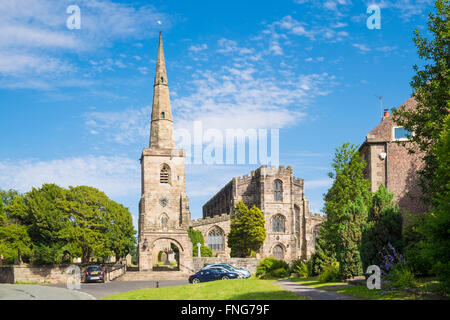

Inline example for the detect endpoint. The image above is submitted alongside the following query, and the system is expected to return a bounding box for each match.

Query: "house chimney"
[383,109,390,118]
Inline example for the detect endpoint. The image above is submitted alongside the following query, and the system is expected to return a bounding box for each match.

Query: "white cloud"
[352,43,371,52]
[189,44,208,52]
[0,156,140,198]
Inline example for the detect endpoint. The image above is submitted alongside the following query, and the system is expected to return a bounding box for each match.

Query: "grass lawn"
[291,276,446,300]
[103,278,309,300]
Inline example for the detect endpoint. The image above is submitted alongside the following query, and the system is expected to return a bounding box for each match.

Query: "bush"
[318,262,341,283]
[291,259,312,278]
[384,264,416,290]
[256,257,290,279]
[272,267,289,278]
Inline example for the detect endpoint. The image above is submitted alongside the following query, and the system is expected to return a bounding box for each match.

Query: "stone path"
[0,284,95,300]
[276,280,361,300]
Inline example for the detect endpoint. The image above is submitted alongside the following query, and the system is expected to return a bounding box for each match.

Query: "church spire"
[149,32,175,149]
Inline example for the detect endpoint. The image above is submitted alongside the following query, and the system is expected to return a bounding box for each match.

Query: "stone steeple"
[149,32,175,149]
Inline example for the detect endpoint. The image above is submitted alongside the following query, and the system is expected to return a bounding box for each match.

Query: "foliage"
[317,261,341,283]
[256,257,290,279]
[0,184,136,265]
[379,244,416,290]
[402,213,433,276]
[310,233,335,276]
[321,143,371,278]
[0,222,32,264]
[0,189,20,206]
[291,259,313,278]
[361,185,403,269]
[188,227,213,257]
[0,197,5,226]
[420,114,450,293]
[391,0,450,201]
[227,201,266,257]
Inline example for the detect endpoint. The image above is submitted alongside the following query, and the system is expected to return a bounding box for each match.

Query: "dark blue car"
[189,267,239,284]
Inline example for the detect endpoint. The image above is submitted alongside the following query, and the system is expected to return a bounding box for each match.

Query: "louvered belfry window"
[160,165,169,183]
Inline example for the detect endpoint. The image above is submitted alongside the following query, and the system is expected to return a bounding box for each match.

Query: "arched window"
[160,214,169,229]
[273,245,284,260]
[272,215,285,233]
[160,164,170,183]
[274,180,283,201]
[208,228,225,251]
[161,112,165,119]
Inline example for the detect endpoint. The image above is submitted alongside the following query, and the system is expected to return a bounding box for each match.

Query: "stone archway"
[151,238,183,271]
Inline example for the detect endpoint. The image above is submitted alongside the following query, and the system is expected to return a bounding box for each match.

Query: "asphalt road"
[48,280,189,299]
[0,284,95,300]
[0,280,188,300]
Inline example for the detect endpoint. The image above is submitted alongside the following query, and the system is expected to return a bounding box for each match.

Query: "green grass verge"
[103,278,309,300]
[291,276,444,300]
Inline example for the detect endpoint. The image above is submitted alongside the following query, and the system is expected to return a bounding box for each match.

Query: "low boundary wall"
[0,264,126,284]
[192,257,262,273]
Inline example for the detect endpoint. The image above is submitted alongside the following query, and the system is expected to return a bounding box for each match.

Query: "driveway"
[48,280,189,299]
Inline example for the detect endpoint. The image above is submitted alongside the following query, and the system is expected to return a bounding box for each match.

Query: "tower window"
[160,165,170,183]
[161,112,165,119]
[272,214,286,233]
[274,179,283,201]
[161,77,164,83]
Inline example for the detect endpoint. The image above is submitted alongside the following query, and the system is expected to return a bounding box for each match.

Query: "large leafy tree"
[392,0,450,201]
[62,186,136,263]
[361,185,403,269]
[227,201,266,258]
[321,143,372,278]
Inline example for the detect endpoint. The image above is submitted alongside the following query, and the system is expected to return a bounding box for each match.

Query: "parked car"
[85,265,105,283]
[202,263,251,278]
[189,267,239,284]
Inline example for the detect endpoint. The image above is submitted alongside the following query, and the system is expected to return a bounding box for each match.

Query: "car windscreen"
[87,266,101,272]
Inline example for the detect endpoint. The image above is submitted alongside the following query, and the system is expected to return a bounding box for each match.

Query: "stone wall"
[192,257,262,274]
[0,264,126,284]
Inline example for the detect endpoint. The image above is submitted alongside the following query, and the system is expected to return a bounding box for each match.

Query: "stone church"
[137,33,323,272]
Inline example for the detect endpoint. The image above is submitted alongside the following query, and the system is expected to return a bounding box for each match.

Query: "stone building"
[191,166,324,261]
[137,33,323,273]
[359,96,428,215]
[137,32,193,272]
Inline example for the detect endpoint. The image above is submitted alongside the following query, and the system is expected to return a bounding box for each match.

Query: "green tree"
[392,0,450,201]
[188,228,213,257]
[227,201,266,258]
[0,197,5,226]
[0,189,20,206]
[321,143,371,278]
[0,222,32,264]
[104,200,136,262]
[361,185,403,269]
[310,232,336,276]
[421,115,450,293]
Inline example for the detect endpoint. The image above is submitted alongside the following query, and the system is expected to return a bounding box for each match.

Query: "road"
[0,280,188,300]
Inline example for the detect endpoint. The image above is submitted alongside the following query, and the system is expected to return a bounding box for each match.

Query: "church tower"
[138,32,192,272]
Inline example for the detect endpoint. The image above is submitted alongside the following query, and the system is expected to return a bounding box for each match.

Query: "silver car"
[201,264,251,278]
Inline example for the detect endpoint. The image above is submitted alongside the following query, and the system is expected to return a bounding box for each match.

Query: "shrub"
[291,259,312,278]
[384,264,416,290]
[272,267,289,278]
[256,257,289,279]
[379,243,416,290]
[318,262,341,283]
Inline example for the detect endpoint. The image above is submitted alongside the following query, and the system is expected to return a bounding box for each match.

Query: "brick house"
[359,96,428,215]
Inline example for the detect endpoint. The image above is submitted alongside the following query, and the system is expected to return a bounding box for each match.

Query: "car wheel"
[222,276,229,280]
[192,278,200,284]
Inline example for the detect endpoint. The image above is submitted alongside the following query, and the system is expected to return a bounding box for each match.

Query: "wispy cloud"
[0,156,140,198]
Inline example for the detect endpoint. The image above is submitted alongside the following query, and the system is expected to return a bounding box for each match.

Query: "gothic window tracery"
[274,179,283,201]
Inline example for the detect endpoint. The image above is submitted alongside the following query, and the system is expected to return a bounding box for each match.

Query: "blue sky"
[0,0,435,229]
